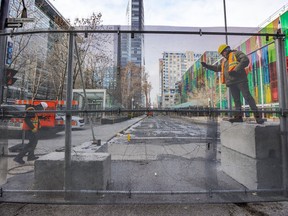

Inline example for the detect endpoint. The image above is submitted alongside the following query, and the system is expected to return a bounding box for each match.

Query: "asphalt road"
[106,115,260,203]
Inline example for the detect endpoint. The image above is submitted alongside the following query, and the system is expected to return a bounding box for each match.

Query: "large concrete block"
[221,146,282,189]
[220,121,281,159]
[73,141,108,153]
[220,121,282,189]
[34,152,111,190]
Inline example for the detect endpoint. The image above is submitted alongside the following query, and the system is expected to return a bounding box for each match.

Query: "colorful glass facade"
[180,11,288,110]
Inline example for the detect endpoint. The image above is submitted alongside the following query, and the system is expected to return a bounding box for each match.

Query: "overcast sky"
[50,0,287,104]
[51,0,287,27]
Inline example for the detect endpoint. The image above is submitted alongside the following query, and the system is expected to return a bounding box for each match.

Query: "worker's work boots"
[254,113,265,124]
[27,154,39,161]
[255,117,264,124]
[13,157,25,164]
[228,115,265,124]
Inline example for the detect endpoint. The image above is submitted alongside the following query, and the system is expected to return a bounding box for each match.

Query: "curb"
[106,115,146,143]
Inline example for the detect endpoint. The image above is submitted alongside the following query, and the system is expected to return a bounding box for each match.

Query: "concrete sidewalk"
[4,116,146,179]
[1,200,288,215]
[1,115,288,215]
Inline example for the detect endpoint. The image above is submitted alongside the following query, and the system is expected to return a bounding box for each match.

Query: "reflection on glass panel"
[0,7,287,205]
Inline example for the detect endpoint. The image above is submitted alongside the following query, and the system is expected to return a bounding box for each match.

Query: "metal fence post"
[275,36,288,196]
[64,32,74,198]
[0,0,9,187]
[0,0,9,104]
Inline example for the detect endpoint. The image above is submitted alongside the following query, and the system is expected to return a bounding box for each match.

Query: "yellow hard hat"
[218,44,229,54]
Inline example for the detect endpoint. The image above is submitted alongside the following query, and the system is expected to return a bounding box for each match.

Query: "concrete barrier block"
[101,116,129,124]
[221,146,282,189]
[34,152,111,190]
[220,121,282,189]
[220,121,281,159]
[73,141,108,153]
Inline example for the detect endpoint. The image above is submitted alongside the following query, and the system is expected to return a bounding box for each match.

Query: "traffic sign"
[6,41,13,65]
[5,22,23,28]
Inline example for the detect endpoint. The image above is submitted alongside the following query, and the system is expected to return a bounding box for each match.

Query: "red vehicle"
[12,100,78,136]
[147,111,153,117]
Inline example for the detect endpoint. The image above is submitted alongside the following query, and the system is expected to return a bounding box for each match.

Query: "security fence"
[0,24,288,204]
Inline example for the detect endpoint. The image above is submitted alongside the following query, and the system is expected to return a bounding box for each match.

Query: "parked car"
[0,104,25,137]
[0,104,25,118]
[0,104,25,127]
[56,114,85,129]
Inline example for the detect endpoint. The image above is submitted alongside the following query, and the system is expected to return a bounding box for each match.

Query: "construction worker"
[201,44,264,124]
[14,102,48,164]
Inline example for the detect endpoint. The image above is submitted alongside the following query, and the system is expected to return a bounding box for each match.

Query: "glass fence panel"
[0,25,287,204]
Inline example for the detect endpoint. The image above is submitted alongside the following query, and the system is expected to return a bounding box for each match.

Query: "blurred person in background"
[14,102,48,164]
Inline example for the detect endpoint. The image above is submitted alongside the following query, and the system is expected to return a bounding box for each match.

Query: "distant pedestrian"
[201,44,264,124]
[14,102,48,164]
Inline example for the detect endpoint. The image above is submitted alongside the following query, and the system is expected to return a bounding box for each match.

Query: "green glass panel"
[268,43,276,63]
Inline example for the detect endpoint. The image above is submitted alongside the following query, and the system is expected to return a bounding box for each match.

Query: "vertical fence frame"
[64,32,74,197]
[275,36,288,195]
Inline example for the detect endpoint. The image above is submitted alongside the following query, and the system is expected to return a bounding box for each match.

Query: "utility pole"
[223,0,232,113]
[223,0,228,45]
[0,0,10,104]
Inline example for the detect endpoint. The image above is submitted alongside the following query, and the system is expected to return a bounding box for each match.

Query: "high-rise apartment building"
[160,51,197,108]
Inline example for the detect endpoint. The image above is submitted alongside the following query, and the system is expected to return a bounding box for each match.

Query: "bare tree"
[142,70,152,107]
[8,2,115,101]
[6,0,50,100]
[45,12,114,101]
[72,13,113,90]
[46,34,69,100]
[120,62,142,108]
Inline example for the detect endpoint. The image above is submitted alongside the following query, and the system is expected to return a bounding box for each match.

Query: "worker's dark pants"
[229,81,260,118]
[16,130,38,159]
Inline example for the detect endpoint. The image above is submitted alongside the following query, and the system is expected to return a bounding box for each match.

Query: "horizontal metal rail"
[1,188,284,196]
[246,40,275,56]
[0,108,287,117]
[0,28,284,38]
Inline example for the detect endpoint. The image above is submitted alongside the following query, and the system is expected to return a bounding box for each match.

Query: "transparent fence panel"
[0,24,288,204]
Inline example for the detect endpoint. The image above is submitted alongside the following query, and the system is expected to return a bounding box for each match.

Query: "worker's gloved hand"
[201,62,207,68]
[32,128,37,133]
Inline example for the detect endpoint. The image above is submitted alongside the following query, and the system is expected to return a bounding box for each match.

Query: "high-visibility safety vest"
[22,107,40,131]
[220,52,239,84]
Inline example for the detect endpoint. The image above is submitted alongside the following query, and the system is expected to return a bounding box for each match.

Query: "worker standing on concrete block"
[201,44,264,124]
[14,102,48,164]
